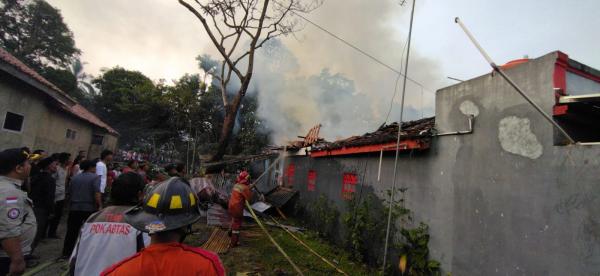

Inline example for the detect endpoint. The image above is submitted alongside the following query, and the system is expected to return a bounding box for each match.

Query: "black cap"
[0,148,29,175]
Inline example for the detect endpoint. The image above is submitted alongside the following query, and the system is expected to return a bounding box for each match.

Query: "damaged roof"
[312,117,435,151]
[0,47,118,135]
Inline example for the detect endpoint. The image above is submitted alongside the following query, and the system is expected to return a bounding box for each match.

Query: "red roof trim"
[310,139,429,158]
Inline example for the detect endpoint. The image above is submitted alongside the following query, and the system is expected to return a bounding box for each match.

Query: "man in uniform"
[101,177,224,276]
[228,171,253,248]
[0,148,36,276]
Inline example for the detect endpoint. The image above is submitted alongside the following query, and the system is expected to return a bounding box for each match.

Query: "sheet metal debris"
[265,187,298,208]
[207,204,231,228]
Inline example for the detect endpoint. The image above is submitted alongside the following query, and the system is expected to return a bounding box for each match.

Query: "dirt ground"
[24,214,375,276]
[24,214,69,276]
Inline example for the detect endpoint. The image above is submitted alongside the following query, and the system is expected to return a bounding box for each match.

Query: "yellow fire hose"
[245,200,304,276]
[270,216,348,275]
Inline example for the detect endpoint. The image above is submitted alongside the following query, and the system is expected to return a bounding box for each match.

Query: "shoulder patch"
[7,208,20,219]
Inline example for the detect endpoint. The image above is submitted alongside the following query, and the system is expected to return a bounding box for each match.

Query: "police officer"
[0,149,36,276]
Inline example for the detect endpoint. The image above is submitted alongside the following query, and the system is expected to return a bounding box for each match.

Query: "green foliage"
[231,94,271,155]
[342,194,382,262]
[398,223,441,276]
[305,195,339,239]
[0,0,80,71]
[92,67,170,149]
[337,188,441,275]
[40,67,84,99]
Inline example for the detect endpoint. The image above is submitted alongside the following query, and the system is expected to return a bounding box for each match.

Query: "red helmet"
[236,171,250,185]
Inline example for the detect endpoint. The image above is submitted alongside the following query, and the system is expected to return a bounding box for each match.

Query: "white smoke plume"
[248,0,444,143]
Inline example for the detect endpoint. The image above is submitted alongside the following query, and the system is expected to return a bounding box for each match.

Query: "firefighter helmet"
[125,177,201,233]
[236,171,250,185]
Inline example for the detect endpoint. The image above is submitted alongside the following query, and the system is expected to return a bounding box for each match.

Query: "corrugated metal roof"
[265,187,299,208]
[312,117,435,151]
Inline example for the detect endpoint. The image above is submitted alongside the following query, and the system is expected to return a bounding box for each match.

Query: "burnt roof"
[312,117,435,151]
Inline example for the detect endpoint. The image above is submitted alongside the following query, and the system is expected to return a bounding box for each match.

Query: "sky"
[46,0,600,141]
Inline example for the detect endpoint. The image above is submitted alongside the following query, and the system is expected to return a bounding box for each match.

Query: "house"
[261,51,600,274]
[0,47,118,158]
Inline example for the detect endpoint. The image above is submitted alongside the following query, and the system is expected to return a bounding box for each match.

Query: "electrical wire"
[272,0,435,95]
[383,39,409,125]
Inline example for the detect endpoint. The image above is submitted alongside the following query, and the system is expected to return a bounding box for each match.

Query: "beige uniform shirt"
[0,176,36,257]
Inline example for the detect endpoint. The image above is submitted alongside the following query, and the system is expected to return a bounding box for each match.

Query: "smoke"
[248,0,443,143]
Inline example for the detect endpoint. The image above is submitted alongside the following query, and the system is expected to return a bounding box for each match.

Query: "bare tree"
[179,0,322,161]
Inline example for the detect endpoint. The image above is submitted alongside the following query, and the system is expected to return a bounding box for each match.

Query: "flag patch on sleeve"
[6,197,18,204]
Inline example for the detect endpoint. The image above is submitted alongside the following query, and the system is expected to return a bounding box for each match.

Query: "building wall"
[286,52,600,275]
[0,74,116,157]
[88,133,118,159]
[33,107,93,155]
[0,75,46,149]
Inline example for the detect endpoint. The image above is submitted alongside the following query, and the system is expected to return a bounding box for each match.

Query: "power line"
[383,39,408,124]
[272,0,435,95]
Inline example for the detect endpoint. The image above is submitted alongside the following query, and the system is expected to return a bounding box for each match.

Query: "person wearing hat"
[69,172,149,276]
[29,157,58,250]
[100,177,225,276]
[228,171,253,248]
[0,148,35,276]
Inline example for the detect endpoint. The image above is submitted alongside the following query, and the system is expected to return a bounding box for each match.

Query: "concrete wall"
[0,73,116,157]
[285,52,600,275]
[33,107,93,155]
[88,132,119,159]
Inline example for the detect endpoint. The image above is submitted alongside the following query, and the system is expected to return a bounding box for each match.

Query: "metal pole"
[382,0,416,272]
[454,17,575,144]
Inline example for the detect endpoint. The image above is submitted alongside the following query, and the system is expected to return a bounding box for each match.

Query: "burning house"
[251,51,600,274]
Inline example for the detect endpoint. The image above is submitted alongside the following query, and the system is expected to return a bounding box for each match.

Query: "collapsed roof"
[310,117,435,155]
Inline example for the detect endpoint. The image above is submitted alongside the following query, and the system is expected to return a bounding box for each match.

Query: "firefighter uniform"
[101,177,225,276]
[228,171,252,247]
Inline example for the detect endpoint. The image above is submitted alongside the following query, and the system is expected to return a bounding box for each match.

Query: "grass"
[188,220,378,276]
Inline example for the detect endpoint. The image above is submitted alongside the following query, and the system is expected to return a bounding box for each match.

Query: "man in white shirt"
[96,150,113,196]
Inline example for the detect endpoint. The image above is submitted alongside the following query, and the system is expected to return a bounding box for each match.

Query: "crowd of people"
[0,147,235,276]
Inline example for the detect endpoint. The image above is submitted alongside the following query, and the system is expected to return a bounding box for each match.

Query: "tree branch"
[179,0,244,80]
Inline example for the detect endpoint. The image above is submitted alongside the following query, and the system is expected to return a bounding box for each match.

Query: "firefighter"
[101,177,225,276]
[228,171,252,248]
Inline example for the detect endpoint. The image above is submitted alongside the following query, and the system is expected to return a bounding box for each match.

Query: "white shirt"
[70,206,150,276]
[96,161,107,193]
[55,166,67,201]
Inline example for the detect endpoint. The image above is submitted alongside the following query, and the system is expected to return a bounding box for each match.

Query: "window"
[3,112,24,132]
[285,164,295,187]
[307,170,316,191]
[66,129,77,140]
[91,134,104,145]
[342,173,357,200]
[552,60,600,144]
[554,97,600,144]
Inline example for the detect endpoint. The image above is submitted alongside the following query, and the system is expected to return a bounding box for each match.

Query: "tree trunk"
[210,80,249,162]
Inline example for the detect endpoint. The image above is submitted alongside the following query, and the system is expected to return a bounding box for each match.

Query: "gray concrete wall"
[88,132,119,159]
[286,52,600,275]
[0,74,115,157]
[33,107,93,155]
